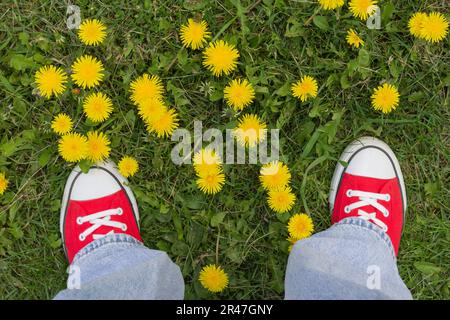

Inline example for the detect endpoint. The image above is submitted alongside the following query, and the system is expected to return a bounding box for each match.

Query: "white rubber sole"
[59,160,140,238]
[329,136,407,214]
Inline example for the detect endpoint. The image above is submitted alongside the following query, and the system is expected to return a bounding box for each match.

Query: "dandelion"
[234,114,267,147]
[83,92,113,122]
[86,131,111,163]
[78,19,107,46]
[318,0,344,10]
[349,0,377,20]
[420,12,449,43]
[199,264,229,293]
[267,186,296,213]
[71,55,104,89]
[408,12,427,38]
[118,156,139,178]
[291,76,318,102]
[224,79,255,111]
[203,40,239,77]
[137,98,167,122]
[0,172,9,195]
[371,83,400,114]
[72,88,81,95]
[51,113,73,135]
[193,148,222,176]
[58,133,88,163]
[146,108,179,138]
[34,65,67,99]
[288,213,314,240]
[180,19,211,50]
[129,74,164,106]
[259,161,291,191]
[346,29,364,48]
[196,168,225,195]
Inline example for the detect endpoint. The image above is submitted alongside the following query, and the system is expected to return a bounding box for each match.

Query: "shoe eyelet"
[121,225,127,231]
[344,206,351,213]
[79,234,85,241]
[76,217,83,225]
[385,194,391,202]
[117,208,123,215]
[346,190,352,197]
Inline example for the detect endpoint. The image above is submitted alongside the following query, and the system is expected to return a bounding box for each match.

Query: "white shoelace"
[344,189,390,232]
[77,208,127,241]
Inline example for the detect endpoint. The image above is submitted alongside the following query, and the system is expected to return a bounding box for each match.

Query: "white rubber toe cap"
[70,166,122,201]
[346,146,396,179]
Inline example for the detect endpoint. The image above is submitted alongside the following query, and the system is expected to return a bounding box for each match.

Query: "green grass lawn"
[0,0,448,299]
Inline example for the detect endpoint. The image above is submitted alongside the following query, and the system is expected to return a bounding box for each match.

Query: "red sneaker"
[329,137,407,255]
[60,161,142,263]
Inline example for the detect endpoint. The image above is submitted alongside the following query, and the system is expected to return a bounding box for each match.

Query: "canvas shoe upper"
[60,161,142,263]
[329,137,407,255]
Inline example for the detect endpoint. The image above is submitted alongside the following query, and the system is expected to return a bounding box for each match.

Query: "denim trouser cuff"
[335,217,397,261]
[72,233,142,264]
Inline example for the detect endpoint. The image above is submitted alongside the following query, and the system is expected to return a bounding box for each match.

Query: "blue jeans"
[54,217,412,300]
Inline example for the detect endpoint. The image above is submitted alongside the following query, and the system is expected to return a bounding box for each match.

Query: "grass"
[0,0,449,299]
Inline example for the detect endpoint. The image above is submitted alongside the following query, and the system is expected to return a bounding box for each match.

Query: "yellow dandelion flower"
[267,186,296,213]
[118,156,139,178]
[83,92,113,122]
[224,79,255,111]
[318,0,344,10]
[51,113,73,135]
[349,0,377,20]
[408,12,428,38]
[129,74,164,106]
[288,213,314,240]
[199,264,229,293]
[291,76,318,102]
[0,172,9,195]
[193,148,222,175]
[180,19,211,50]
[346,29,365,48]
[34,65,68,99]
[420,12,449,43]
[371,83,400,114]
[137,98,167,122]
[234,114,267,148]
[196,168,225,195]
[86,131,111,163]
[259,161,291,191]
[71,55,104,89]
[58,133,88,163]
[203,40,239,77]
[146,108,179,138]
[78,19,107,46]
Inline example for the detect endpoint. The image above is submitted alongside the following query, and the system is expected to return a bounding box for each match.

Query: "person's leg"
[54,161,184,300]
[285,217,412,299]
[54,234,184,299]
[285,137,412,300]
